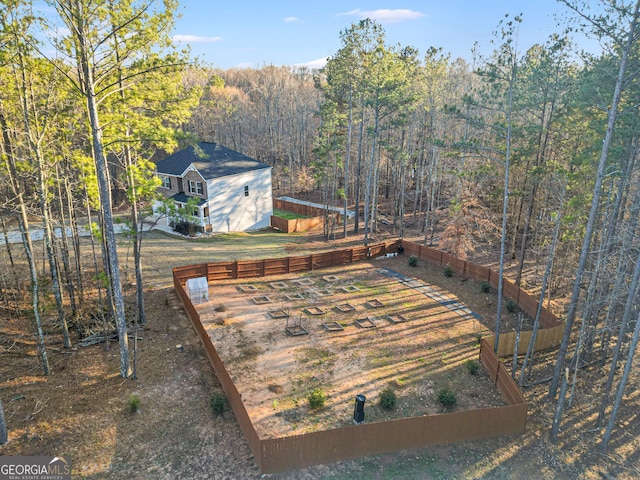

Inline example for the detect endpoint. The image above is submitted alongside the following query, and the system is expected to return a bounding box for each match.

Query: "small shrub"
[506,299,518,313]
[128,394,141,413]
[308,388,326,409]
[408,255,418,267]
[210,391,226,415]
[480,281,491,293]
[443,265,454,277]
[465,359,480,375]
[214,304,227,312]
[173,220,201,236]
[437,388,457,408]
[379,387,397,410]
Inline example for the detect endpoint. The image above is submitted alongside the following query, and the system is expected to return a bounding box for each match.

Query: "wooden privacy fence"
[174,242,397,284]
[173,240,538,474]
[274,198,342,223]
[402,240,563,334]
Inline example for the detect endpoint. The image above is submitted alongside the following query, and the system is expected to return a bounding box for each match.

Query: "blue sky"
[171,0,598,69]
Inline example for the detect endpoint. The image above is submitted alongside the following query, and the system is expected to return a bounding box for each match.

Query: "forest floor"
[1,226,639,479]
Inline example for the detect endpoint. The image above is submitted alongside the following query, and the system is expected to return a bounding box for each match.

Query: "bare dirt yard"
[1,228,639,479]
[200,259,503,439]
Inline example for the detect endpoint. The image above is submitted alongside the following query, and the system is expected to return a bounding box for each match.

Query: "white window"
[160,175,171,189]
[189,180,203,195]
[244,185,249,197]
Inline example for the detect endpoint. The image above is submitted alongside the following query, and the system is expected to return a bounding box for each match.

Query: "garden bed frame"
[174,239,564,474]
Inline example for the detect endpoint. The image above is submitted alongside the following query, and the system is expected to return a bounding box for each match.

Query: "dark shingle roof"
[155,142,270,179]
[170,193,206,206]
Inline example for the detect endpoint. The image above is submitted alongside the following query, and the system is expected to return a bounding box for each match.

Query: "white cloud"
[173,34,222,43]
[295,57,328,70]
[339,8,425,24]
[284,16,301,23]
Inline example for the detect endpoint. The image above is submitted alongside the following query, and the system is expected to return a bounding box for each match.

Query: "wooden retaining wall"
[270,214,325,233]
[274,198,342,223]
[172,240,542,474]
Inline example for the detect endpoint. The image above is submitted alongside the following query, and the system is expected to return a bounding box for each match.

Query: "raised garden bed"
[322,275,340,282]
[284,293,305,301]
[355,317,376,328]
[314,289,334,297]
[322,321,345,332]
[285,324,308,336]
[269,309,290,319]
[304,306,325,315]
[365,299,384,308]
[340,285,360,293]
[238,284,258,293]
[270,282,289,289]
[335,303,355,313]
[252,295,272,305]
[385,313,408,324]
[293,278,315,286]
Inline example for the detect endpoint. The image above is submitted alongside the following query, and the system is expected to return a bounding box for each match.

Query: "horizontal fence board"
[270,214,327,233]
[259,403,527,473]
[270,215,289,232]
[466,263,491,282]
[351,246,369,262]
[503,281,521,303]
[311,252,333,269]
[491,326,564,357]
[480,339,526,405]
[421,246,443,265]
[273,198,341,223]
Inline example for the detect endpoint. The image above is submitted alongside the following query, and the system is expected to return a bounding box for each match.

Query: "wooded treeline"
[1,0,639,450]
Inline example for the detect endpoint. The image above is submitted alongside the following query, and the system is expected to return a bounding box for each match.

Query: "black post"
[353,394,366,424]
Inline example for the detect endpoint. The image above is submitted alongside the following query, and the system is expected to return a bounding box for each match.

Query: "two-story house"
[154,142,272,233]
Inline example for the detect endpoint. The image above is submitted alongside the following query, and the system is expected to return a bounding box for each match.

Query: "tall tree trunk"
[550,367,569,443]
[65,174,84,305]
[494,81,514,353]
[15,48,71,348]
[76,21,131,376]
[55,168,77,318]
[353,105,366,234]
[549,1,639,397]
[520,180,565,386]
[344,87,353,239]
[0,397,7,444]
[596,245,640,428]
[363,103,380,246]
[600,307,640,450]
[1,111,50,375]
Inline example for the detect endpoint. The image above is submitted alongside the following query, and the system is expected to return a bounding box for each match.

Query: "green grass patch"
[273,208,311,220]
